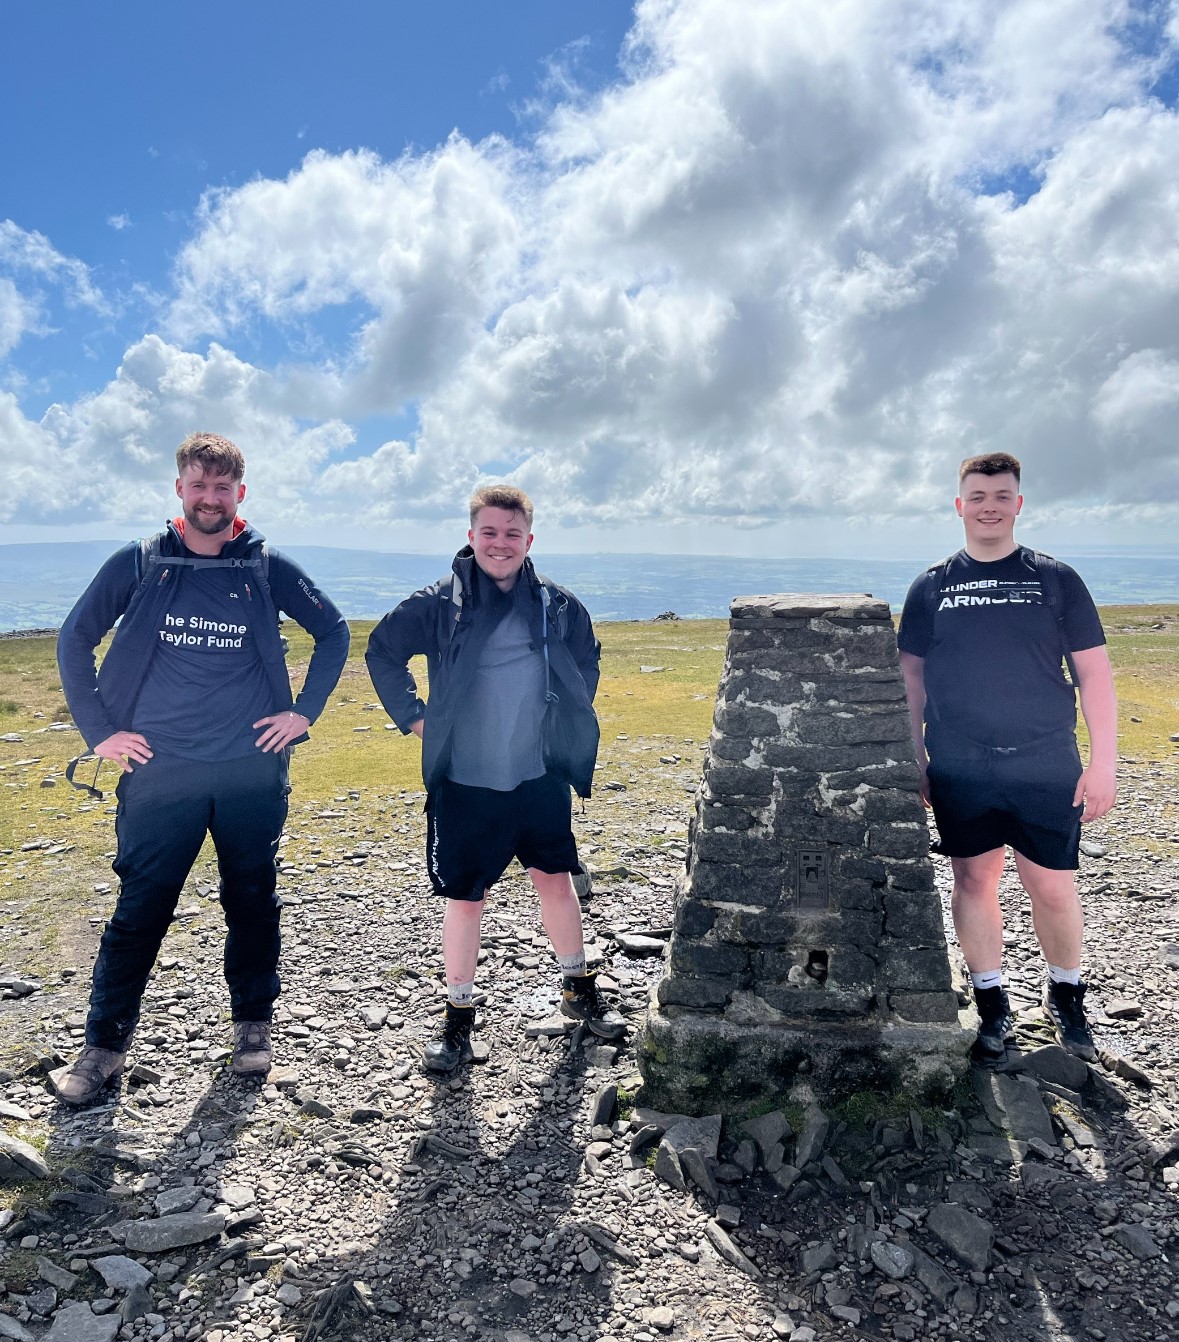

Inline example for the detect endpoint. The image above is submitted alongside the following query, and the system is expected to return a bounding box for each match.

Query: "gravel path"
[2,748,1179,1342]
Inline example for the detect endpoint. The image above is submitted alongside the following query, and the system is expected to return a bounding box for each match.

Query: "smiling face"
[469,505,533,591]
[176,464,246,540]
[956,470,1022,556]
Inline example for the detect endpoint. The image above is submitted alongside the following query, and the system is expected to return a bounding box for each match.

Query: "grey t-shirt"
[446,580,547,791]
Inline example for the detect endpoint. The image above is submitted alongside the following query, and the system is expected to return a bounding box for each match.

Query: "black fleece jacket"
[58,520,349,751]
[365,549,601,797]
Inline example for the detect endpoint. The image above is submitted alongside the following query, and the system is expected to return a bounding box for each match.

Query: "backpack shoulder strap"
[1023,548,1077,687]
[436,573,462,642]
[135,532,168,588]
[134,532,268,590]
[924,554,956,624]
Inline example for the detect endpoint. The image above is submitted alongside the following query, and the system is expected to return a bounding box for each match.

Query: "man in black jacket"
[53,432,349,1104]
[366,484,624,1071]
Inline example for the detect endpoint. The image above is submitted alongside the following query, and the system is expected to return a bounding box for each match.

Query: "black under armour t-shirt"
[132,566,274,761]
[897,548,1105,748]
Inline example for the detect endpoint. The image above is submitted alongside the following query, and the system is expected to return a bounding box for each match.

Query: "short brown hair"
[176,432,245,481]
[958,452,1020,485]
[469,484,533,529]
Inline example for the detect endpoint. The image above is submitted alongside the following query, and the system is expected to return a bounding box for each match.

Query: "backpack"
[135,532,270,596]
[924,546,1078,688]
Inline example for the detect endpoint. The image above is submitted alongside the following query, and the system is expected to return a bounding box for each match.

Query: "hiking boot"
[50,1046,127,1106]
[423,1003,476,1073]
[972,986,1013,1059]
[1044,980,1097,1061]
[561,971,627,1040]
[231,1021,272,1076]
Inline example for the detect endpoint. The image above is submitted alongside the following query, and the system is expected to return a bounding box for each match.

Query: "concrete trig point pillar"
[638,593,972,1114]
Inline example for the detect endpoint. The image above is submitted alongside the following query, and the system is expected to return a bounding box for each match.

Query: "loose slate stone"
[741,1109,788,1162]
[926,1202,994,1271]
[801,1242,838,1273]
[653,1142,686,1191]
[704,1220,762,1279]
[41,1303,120,1342]
[36,1257,78,1291]
[154,1187,200,1217]
[123,1210,226,1252]
[615,933,668,957]
[871,1241,914,1279]
[0,1132,50,1180]
[92,1254,153,1290]
[794,1105,830,1168]
[993,1074,1055,1146]
[679,1147,719,1201]
[120,1282,154,1322]
[1111,1223,1162,1260]
[661,1113,722,1162]
[1020,1044,1090,1092]
[590,1083,617,1127]
[909,1245,960,1305]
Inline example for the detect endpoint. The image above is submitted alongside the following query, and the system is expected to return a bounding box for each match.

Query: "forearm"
[898,653,928,769]
[365,614,428,730]
[294,619,350,723]
[1078,676,1118,769]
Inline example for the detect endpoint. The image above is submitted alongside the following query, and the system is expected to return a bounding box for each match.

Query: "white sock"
[970,969,1003,992]
[447,980,475,1008]
[557,949,588,977]
[1047,963,1081,986]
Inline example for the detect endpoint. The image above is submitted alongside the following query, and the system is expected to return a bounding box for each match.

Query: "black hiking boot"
[423,1003,476,1073]
[973,986,1014,1059]
[560,971,627,1040]
[1044,980,1097,1061]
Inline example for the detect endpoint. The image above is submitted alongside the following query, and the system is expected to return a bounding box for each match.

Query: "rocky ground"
[2,743,1179,1342]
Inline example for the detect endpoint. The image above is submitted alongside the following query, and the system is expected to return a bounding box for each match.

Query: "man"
[366,484,624,1072]
[898,453,1117,1061]
[53,433,349,1104]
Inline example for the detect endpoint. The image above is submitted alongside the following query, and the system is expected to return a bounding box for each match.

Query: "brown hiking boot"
[231,1021,272,1075]
[50,1046,127,1106]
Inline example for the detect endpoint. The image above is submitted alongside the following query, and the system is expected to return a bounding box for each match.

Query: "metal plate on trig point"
[796,848,829,911]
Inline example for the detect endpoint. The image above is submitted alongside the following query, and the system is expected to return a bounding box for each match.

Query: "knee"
[446,897,485,923]
[952,871,998,901]
[220,872,280,917]
[1027,879,1079,915]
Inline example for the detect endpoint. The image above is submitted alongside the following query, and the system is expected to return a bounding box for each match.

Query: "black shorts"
[926,733,1083,871]
[425,773,582,901]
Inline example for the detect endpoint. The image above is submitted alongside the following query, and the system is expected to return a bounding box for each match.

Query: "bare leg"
[441,897,486,991]
[949,848,1008,974]
[1013,852,1084,969]
[528,868,586,957]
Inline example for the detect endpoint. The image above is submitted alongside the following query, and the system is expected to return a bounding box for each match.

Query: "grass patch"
[2,608,1175,973]
[0,1247,38,1291]
[615,1086,636,1122]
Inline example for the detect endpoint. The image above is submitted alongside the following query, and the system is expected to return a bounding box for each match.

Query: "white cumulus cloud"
[2,0,1178,546]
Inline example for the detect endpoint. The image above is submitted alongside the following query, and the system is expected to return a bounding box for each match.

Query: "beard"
[185,505,232,535]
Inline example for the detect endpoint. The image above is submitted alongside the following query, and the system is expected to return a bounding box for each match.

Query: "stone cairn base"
[638,594,973,1115]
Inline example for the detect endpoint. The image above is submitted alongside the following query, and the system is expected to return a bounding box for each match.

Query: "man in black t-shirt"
[52,433,349,1104]
[898,453,1117,1061]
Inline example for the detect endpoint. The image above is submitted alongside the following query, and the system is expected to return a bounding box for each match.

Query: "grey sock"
[556,949,587,978]
[447,980,475,1008]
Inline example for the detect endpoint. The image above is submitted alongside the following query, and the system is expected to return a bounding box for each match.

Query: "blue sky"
[2,0,1178,557]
